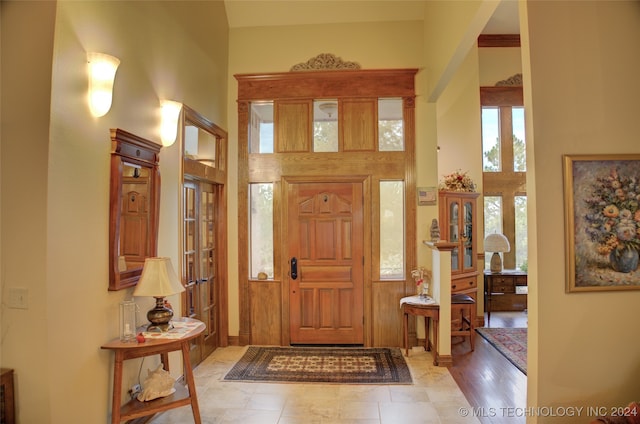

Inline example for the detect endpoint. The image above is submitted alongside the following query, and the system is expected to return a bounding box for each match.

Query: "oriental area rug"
[476,327,527,375]
[223,346,412,384]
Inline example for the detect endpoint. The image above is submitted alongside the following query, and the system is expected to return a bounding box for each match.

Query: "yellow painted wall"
[479,46,522,86]
[1,2,56,422]
[3,1,640,423]
[1,1,228,422]
[423,0,498,101]
[435,45,485,318]
[522,1,640,421]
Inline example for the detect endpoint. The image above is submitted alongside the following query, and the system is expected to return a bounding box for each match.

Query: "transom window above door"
[248,97,404,154]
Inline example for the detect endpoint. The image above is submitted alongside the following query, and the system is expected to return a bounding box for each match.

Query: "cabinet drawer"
[492,282,515,293]
[452,277,477,292]
[490,293,527,311]
[491,276,514,285]
[515,276,527,285]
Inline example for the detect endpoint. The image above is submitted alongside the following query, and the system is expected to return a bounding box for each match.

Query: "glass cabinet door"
[449,200,460,271]
[462,200,474,270]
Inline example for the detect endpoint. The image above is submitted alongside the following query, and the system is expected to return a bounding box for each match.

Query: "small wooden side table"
[101,318,204,424]
[402,299,439,365]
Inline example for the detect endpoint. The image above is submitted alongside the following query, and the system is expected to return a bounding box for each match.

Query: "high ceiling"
[224,0,519,34]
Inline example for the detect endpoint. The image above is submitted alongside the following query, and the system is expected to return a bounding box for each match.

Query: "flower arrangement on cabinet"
[439,169,476,192]
[411,266,431,297]
[583,166,640,272]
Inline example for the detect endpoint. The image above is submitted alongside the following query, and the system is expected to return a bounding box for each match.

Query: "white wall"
[1,1,228,422]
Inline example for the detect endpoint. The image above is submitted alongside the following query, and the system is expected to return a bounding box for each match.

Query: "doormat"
[223,346,412,384]
[476,327,527,375]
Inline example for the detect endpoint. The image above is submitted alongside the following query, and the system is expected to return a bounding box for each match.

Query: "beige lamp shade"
[484,233,510,273]
[484,233,510,253]
[133,257,185,297]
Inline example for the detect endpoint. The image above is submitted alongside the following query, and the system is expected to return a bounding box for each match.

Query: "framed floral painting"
[563,154,640,292]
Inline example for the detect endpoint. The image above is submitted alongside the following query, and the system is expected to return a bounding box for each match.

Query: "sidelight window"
[380,180,405,279]
[249,183,274,278]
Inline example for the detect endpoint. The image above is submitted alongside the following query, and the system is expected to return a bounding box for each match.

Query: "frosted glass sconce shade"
[87,52,120,117]
[160,100,183,146]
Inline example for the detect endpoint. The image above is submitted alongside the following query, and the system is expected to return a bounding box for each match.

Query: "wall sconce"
[160,100,183,147]
[87,52,120,117]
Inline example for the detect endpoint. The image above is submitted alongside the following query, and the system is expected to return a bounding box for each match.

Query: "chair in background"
[451,293,476,351]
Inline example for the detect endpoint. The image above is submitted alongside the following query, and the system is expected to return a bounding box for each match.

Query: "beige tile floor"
[149,346,480,424]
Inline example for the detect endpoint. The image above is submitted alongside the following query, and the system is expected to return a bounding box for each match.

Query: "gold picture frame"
[563,154,640,292]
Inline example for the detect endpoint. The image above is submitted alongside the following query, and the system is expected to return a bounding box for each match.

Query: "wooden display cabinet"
[438,191,480,296]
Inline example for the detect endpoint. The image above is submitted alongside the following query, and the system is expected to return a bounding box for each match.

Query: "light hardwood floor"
[147,311,527,424]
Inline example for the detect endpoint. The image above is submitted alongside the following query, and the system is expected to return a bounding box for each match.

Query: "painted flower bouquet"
[584,167,640,272]
[439,169,476,192]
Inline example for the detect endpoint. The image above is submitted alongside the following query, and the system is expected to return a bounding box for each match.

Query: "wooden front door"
[288,181,364,344]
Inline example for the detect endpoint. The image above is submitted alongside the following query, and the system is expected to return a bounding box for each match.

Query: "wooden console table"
[484,269,527,325]
[101,318,204,424]
[401,297,439,365]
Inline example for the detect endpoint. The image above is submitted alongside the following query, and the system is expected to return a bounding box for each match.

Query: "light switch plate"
[8,287,28,309]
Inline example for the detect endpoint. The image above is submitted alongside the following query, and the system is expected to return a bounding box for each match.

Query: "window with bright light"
[513,107,526,172]
[482,107,500,171]
[380,181,405,279]
[481,86,527,271]
[313,100,339,152]
[515,195,528,271]
[249,183,273,278]
[378,98,404,151]
[249,102,274,153]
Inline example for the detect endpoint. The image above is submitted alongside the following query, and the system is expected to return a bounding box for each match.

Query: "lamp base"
[490,252,503,273]
[145,297,174,332]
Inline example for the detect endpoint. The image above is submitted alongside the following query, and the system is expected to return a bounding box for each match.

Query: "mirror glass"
[109,128,161,291]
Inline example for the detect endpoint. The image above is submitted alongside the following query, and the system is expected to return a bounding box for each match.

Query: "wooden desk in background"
[101,318,204,424]
[484,269,528,325]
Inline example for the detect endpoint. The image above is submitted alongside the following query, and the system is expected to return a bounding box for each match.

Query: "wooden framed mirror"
[109,128,161,291]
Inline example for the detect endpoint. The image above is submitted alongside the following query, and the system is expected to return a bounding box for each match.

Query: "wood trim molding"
[477,34,521,48]
[480,86,523,106]
[496,73,522,87]
[235,69,418,100]
[290,53,361,71]
[435,353,453,367]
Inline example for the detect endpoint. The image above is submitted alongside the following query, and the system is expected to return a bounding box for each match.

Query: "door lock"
[290,257,298,280]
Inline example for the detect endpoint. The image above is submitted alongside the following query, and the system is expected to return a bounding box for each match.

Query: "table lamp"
[484,233,510,273]
[133,257,185,332]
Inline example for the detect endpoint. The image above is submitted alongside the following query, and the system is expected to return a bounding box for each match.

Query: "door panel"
[182,180,219,367]
[289,182,364,344]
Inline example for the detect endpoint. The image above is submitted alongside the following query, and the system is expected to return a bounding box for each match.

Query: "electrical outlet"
[129,384,141,399]
[8,288,28,309]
